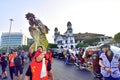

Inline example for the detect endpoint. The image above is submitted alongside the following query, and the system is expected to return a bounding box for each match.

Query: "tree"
[76,43,88,48]
[83,38,100,46]
[114,32,120,43]
[48,43,57,48]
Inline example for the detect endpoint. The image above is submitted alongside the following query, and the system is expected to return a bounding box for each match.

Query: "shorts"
[14,66,23,76]
[2,65,7,72]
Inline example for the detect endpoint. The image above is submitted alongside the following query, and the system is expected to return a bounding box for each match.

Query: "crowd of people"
[0,46,54,80]
[0,44,120,80]
[55,44,120,80]
[0,49,28,80]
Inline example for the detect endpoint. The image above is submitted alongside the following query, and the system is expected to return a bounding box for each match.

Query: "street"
[52,58,94,80]
[0,58,94,80]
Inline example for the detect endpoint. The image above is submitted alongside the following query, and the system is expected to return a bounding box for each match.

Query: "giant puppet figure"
[25,12,49,54]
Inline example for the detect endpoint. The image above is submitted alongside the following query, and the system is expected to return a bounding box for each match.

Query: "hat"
[100,44,110,49]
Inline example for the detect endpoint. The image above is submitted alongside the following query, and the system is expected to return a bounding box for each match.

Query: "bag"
[1,56,7,66]
[40,58,47,78]
[14,56,22,67]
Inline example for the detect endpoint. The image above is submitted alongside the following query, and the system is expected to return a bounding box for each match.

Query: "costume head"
[25,12,35,20]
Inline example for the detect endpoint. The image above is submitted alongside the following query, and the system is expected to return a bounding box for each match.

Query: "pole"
[7,19,13,53]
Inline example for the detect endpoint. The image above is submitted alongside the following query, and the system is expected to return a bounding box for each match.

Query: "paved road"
[52,58,94,80]
[0,59,29,80]
[0,58,94,80]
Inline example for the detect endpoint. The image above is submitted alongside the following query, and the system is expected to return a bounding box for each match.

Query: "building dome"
[54,27,58,32]
[67,21,72,27]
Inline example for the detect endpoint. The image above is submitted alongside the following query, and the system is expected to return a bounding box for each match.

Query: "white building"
[54,21,113,48]
[54,21,76,49]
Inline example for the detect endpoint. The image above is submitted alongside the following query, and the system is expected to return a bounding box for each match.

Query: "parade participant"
[0,52,8,79]
[20,50,27,65]
[0,54,2,74]
[24,47,51,80]
[46,48,54,80]
[25,12,49,55]
[14,51,23,80]
[0,54,2,63]
[46,48,52,64]
[9,49,16,80]
[99,44,120,80]
[25,12,53,80]
[32,46,43,59]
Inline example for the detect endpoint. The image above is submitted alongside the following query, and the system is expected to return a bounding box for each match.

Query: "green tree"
[76,43,88,48]
[114,32,120,43]
[84,38,100,46]
[48,43,57,48]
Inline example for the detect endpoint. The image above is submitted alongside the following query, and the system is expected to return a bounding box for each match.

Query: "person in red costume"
[46,49,54,80]
[24,46,51,80]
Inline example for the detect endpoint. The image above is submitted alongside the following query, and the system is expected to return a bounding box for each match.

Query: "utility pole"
[7,19,13,53]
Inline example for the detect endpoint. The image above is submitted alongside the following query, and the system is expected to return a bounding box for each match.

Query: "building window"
[57,41,62,45]
[70,40,73,43]
[66,40,67,44]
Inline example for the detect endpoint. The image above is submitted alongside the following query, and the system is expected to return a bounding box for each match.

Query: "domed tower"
[54,27,60,41]
[54,27,59,35]
[67,21,73,36]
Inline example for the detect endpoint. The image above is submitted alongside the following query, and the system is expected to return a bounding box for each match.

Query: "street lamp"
[7,19,13,53]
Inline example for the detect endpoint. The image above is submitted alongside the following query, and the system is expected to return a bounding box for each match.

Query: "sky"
[0,0,120,44]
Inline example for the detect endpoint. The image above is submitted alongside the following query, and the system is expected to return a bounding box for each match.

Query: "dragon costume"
[26,12,49,54]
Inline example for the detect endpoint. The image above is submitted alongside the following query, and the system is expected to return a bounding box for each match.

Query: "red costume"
[45,51,52,64]
[30,60,48,80]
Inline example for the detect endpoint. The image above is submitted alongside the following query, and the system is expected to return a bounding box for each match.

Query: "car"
[51,48,58,58]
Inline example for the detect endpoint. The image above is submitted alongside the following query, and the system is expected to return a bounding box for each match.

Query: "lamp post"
[7,19,13,53]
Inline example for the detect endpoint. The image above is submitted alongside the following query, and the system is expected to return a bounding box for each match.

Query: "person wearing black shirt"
[0,52,8,79]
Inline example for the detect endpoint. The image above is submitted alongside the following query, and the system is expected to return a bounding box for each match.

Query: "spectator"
[0,54,2,66]
[14,51,23,80]
[46,48,54,80]
[21,50,27,65]
[0,52,8,79]
[99,44,120,80]
[65,50,70,64]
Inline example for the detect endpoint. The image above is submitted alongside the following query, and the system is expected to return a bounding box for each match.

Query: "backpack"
[14,55,22,67]
[1,56,7,66]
